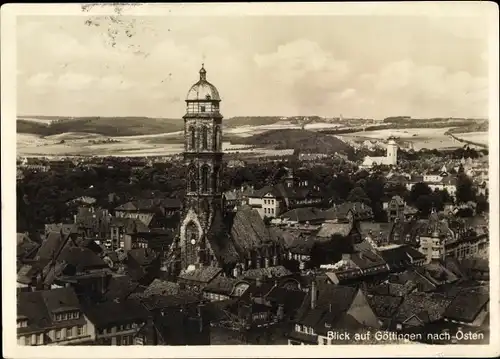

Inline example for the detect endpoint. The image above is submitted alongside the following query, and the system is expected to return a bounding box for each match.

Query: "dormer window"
[54,311,79,321]
[17,318,28,328]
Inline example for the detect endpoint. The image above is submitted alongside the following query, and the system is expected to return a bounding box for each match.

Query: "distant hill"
[224,116,343,128]
[447,120,489,134]
[17,117,184,137]
[231,129,353,155]
[224,116,285,128]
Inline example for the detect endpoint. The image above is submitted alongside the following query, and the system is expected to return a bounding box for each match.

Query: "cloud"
[57,72,95,91]
[254,39,350,86]
[354,60,488,118]
[98,75,135,91]
[253,39,352,114]
[339,88,356,100]
[16,16,490,118]
[26,73,53,88]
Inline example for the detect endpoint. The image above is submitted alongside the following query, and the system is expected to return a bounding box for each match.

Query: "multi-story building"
[17,287,95,345]
[83,299,151,346]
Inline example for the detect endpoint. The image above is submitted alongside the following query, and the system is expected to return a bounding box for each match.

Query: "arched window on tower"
[213,166,219,193]
[190,127,196,150]
[202,126,208,150]
[213,126,220,151]
[201,165,210,193]
[189,165,197,192]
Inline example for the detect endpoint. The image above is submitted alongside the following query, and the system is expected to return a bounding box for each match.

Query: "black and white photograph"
[2,2,499,358]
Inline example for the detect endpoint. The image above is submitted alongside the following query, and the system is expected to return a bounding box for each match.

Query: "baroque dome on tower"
[186,64,221,101]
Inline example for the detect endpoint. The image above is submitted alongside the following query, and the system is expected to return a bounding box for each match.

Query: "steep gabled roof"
[366,294,403,318]
[178,266,222,284]
[229,205,282,253]
[203,276,238,296]
[41,287,81,313]
[103,274,141,302]
[143,279,181,297]
[443,286,489,323]
[280,207,325,223]
[395,292,452,323]
[295,282,359,328]
[84,298,150,327]
[58,246,108,271]
[242,266,292,280]
[250,185,282,198]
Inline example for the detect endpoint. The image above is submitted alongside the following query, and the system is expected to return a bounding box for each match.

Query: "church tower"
[386,137,398,166]
[178,65,224,272]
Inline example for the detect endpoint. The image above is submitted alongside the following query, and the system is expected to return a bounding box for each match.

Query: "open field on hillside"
[453,132,488,146]
[336,127,463,150]
[16,132,291,157]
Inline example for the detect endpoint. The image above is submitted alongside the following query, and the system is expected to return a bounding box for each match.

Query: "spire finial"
[199,63,206,81]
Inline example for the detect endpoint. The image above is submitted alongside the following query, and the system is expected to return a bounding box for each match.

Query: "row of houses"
[287,267,489,345]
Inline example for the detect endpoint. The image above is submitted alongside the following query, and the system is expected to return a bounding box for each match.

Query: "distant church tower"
[386,137,398,166]
[178,65,224,272]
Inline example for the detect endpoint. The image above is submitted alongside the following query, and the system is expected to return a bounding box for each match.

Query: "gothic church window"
[202,127,208,150]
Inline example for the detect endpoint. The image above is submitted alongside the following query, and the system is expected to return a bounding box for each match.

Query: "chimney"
[310,279,317,309]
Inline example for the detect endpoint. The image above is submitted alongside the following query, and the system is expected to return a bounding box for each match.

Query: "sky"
[16,8,491,120]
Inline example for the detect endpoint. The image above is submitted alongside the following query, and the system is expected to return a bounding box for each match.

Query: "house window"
[66,328,72,338]
[37,334,43,345]
[55,329,62,340]
[26,335,32,345]
[295,324,301,332]
[17,319,27,328]
[200,105,206,112]
[77,326,85,336]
